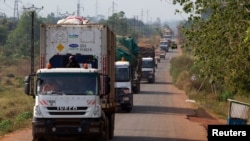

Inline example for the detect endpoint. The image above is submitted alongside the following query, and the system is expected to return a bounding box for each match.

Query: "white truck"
[24,23,116,141]
[115,36,141,112]
[141,57,155,83]
[115,60,133,112]
[159,39,169,52]
[138,43,156,83]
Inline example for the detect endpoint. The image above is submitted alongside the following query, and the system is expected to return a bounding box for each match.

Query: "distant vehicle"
[138,43,156,83]
[171,42,178,49]
[160,40,169,52]
[160,50,166,59]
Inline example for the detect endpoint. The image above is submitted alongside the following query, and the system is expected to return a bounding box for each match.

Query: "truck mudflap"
[132,82,140,93]
[32,118,105,140]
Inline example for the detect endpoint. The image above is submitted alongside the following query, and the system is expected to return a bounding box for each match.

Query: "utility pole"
[23,5,43,96]
[77,0,80,16]
[13,0,19,22]
[111,1,117,31]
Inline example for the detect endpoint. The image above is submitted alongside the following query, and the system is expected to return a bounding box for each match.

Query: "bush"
[15,112,32,122]
[0,119,11,131]
[170,54,193,84]
[217,91,234,102]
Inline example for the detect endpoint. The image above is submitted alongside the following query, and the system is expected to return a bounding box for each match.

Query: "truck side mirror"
[24,76,30,95]
[105,76,111,94]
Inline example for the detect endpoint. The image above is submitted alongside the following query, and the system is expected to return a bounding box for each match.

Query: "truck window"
[115,68,130,82]
[37,73,98,95]
[142,60,154,68]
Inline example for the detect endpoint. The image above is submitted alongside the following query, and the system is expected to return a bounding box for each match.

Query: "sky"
[0,0,189,23]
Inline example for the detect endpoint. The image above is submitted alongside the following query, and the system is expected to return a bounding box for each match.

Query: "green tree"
[4,12,42,58]
[0,24,8,45]
[174,0,250,95]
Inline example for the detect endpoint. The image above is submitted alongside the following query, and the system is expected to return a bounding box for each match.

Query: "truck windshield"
[142,60,154,68]
[37,73,98,95]
[115,68,130,82]
[160,42,168,45]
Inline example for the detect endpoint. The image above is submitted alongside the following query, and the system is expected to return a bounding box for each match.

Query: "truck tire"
[32,137,46,141]
[102,118,109,141]
[133,86,139,93]
[148,77,155,83]
[137,84,140,93]
[126,107,132,113]
[98,114,109,141]
[108,113,115,139]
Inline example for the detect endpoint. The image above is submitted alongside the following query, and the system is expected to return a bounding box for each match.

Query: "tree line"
[174,0,250,98]
[0,11,166,61]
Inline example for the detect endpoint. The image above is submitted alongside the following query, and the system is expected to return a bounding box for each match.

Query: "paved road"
[0,48,207,141]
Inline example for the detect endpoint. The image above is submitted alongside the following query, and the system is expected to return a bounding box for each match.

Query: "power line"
[59,11,75,18]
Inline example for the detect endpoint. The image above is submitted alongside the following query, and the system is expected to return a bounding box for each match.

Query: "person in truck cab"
[66,56,80,68]
[42,79,60,92]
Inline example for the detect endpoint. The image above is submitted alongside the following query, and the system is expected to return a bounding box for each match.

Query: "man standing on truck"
[66,55,80,68]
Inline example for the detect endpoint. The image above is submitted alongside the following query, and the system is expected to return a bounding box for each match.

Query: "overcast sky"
[0,0,189,22]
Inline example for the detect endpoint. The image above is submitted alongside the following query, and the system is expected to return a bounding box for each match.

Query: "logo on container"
[69,44,79,48]
[68,34,79,38]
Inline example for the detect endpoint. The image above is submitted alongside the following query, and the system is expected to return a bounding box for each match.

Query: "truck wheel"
[137,84,140,93]
[103,118,109,141]
[126,107,132,113]
[133,87,138,94]
[98,118,109,141]
[33,137,46,141]
[108,113,115,139]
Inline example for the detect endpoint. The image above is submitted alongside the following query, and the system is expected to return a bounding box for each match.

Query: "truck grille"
[46,106,88,115]
[115,88,126,97]
[142,71,150,77]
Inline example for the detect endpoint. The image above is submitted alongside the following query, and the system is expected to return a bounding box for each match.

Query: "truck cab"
[141,57,155,83]
[24,55,112,141]
[115,60,133,112]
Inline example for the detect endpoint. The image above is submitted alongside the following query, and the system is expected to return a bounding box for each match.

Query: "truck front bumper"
[116,93,133,108]
[32,118,104,139]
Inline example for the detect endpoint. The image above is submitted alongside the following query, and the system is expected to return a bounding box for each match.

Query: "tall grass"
[170,54,250,123]
[0,58,34,136]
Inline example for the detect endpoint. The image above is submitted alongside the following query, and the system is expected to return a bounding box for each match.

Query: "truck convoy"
[24,23,116,141]
[115,35,141,112]
[138,43,156,83]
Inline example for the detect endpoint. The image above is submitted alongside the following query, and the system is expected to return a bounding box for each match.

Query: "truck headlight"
[123,88,130,94]
[93,104,101,117]
[122,96,130,101]
[34,105,42,117]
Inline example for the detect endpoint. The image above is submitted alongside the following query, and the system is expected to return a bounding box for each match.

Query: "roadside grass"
[0,58,34,136]
[170,54,250,123]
